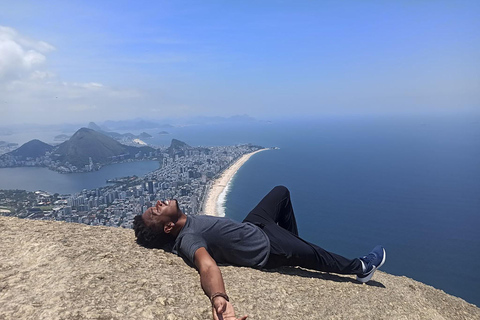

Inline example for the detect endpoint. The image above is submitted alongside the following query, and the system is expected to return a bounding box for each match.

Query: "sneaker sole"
[356,248,386,283]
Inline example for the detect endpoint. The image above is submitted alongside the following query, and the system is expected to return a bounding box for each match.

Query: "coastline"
[203,148,268,217]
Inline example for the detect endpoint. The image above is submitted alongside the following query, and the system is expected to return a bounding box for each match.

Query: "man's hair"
[133,215,174,251]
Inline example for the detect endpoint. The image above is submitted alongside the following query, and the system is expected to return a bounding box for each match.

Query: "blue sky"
[1,1,479,124]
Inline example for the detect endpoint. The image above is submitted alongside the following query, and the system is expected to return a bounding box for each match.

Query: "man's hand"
[212,297,247,320]
[194,248,248,320]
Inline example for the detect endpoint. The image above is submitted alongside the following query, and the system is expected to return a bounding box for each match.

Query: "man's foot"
[356,245,386,283]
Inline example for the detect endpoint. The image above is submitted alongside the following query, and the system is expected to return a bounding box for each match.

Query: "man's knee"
[272,185,290,197]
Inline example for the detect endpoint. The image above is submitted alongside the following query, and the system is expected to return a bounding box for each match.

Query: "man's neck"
[170,213,187,238]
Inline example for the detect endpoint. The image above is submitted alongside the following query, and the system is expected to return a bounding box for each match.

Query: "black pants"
[243,186,362,274]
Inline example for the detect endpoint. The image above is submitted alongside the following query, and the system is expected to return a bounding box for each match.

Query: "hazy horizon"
[1,1,479,125]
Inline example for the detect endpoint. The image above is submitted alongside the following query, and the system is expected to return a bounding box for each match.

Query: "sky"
[0,1,479,125]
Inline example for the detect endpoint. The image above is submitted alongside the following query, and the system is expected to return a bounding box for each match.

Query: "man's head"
[133,199,182,250]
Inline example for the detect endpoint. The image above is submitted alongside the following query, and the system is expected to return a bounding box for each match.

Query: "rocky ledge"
[0,216,478,320]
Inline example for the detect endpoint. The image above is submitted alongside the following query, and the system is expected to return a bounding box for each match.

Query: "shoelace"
[362,252,377,265]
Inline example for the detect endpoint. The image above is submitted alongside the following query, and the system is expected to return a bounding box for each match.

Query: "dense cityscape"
[0,143,264,228]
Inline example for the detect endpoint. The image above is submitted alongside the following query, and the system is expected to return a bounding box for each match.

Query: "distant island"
[87,122,152,141]
[158,131,169,135]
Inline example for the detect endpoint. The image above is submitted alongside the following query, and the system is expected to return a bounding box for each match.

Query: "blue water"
[0,161,160,194]
[222,114,480,307]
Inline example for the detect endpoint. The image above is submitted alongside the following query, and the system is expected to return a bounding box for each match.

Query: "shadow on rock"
[262,266,386,288]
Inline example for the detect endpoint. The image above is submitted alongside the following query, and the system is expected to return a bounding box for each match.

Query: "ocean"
[1,113,479,306]
[220,114,480,306]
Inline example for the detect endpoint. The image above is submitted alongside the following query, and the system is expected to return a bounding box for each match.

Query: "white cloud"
[0,26,55,83]
[29,70,55,80]
[2,76,145,124]
[81,82,104,88]
[0,26,145,124]
[0,26,55,53]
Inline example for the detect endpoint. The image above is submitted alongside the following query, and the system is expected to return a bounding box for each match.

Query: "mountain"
[87,122,104,132]
[53,128,154,168]
[88,122,153,141]
[168,139,190,151]
[169,139,190,149]
[8,139,54,159]
[87,122,123,140]
[138,132,152,139]
[167,139,191,157]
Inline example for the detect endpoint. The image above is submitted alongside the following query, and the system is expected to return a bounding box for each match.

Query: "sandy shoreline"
[203,148,267,217]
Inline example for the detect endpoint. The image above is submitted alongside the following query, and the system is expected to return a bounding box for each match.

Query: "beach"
[203,148,267,217]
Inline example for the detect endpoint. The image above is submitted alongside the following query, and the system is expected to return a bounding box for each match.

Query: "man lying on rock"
[133,185,386,320]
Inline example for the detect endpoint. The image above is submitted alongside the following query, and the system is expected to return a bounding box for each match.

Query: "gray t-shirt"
[172,215,270,268]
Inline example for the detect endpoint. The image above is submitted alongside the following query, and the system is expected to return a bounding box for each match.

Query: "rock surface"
[0,216,478,320]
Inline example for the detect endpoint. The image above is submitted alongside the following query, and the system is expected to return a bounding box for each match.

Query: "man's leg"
[243,185,298,235]
[244,186,362,275]
[262,223,363,274]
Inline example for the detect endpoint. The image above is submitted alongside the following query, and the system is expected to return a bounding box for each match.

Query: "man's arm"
[194,247,247,320]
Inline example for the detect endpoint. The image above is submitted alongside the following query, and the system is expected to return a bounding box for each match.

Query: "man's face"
[141,199,181,232]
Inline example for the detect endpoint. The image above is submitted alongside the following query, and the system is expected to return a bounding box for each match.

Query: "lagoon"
[0,161,160,194]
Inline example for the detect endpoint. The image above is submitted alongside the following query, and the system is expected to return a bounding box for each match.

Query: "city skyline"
[0,142,264,229]
[1,1,479,125]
